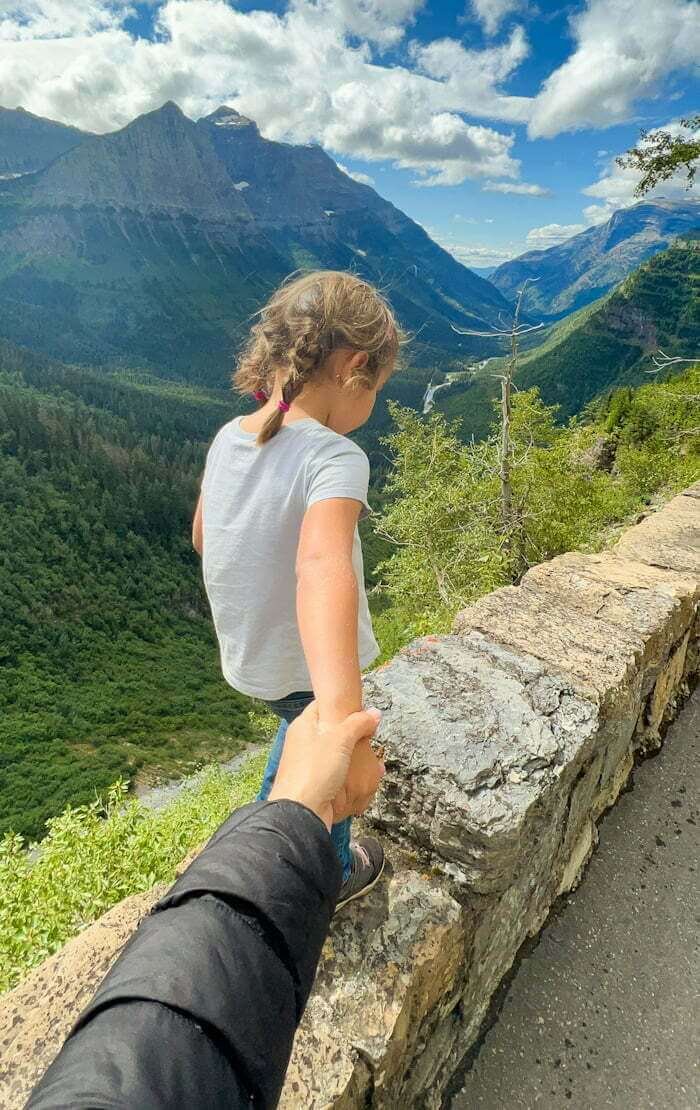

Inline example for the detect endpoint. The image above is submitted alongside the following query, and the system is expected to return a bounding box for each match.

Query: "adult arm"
[26,706,381,1110]
[27,801,340,1110]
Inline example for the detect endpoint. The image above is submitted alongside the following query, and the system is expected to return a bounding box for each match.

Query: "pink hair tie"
[253,389,268,402]
[278,399,290,413]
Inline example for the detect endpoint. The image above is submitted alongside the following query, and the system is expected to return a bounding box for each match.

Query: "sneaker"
[335,837,385,911]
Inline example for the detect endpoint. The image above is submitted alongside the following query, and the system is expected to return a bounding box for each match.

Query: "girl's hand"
[321,728,385,822]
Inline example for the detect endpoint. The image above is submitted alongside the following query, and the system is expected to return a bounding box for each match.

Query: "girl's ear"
[342,350,368,381]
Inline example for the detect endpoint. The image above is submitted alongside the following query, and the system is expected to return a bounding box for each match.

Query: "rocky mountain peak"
[28,100,251,222]
[200,106,259,134]
[124,99,188,134]
[0,105,88,174]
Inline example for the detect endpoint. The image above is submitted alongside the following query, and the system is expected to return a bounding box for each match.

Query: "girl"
[193,271,401,908]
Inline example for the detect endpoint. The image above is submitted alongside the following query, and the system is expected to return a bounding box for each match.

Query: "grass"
[0,751,268,994]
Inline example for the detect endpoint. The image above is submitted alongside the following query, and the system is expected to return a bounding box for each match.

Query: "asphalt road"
[450,688,700,1110]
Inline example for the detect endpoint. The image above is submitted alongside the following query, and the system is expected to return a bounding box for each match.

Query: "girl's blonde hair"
[234,270,403,444]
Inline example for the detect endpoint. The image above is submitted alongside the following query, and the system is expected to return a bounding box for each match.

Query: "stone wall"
[2,485,699,1108]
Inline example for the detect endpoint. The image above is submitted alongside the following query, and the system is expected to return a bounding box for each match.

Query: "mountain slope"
[490,200,700,319]
[0,340,262,840]
[0,102,511,386]
[0,106,89,175]
[439,236,700,439]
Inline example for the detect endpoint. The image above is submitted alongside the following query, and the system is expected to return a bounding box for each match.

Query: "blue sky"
[1,1,698,265]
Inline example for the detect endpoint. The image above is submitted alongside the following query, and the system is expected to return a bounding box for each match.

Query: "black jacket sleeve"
[26,800,342,1110]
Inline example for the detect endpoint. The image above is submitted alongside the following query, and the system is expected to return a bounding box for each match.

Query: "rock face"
[2,484,699,1108]
[0,102,509,380]
[0,106,88,175]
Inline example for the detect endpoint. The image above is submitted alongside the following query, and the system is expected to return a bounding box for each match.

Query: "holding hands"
[269,702,385,829]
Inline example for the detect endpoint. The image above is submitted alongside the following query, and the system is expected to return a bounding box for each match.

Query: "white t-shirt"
[200,416,380,700]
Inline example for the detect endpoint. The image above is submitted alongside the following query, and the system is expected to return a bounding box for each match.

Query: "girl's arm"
[297,498,382,817]
[296,498,363,723]
[192,494,203,556]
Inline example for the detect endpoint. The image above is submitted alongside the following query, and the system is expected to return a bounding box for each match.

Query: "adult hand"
[269,702,384,830]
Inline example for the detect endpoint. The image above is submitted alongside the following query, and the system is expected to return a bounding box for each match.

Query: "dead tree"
[452,282,544,549]
[648,348,699,373]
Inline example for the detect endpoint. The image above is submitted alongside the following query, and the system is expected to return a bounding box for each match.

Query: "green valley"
[0,342,263,841]
[438,236,700,441]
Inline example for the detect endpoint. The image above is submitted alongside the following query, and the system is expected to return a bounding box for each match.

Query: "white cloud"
[426,228,522,267]
[0,0,528,185]
[469,0,525,37]
[582,118,700,221]
[453,243,520,266]
[412,26,532,124]
[393,115,519,186]
[529,0,700,138]
[337,162,375,186]
[581,204,612,225]
[483,180,550,195]
[308,0,427,47]
[0,2,133,40]
[525,223,587,250]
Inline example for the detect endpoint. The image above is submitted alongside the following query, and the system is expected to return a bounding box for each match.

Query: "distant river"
[422,379,452,414]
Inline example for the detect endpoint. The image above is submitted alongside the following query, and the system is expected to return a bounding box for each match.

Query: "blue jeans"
[258,691,352,881]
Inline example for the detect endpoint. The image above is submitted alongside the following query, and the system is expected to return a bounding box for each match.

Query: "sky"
[0,0,698,266]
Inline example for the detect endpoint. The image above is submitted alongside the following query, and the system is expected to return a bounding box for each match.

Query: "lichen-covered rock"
[453,583,649,710]
[522,551,698,646]
[281,864,464,1108]
[614,491,700,574]
[365,633,600,893]
[0,885,166,1108]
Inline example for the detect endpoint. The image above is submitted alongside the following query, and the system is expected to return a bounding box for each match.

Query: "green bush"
[371,369,699,642]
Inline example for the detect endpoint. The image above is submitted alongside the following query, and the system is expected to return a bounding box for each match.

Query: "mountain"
[0,105,89,175]
[0,102,511,388]
[490,200,700,320]
[469,266,497,278]
[438,235,700,440]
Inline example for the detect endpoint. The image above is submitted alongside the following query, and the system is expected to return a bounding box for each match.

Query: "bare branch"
[648,348,699,373]
[451,321,545,339]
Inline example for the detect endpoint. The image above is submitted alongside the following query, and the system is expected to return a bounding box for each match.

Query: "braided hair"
[233,271,402,445]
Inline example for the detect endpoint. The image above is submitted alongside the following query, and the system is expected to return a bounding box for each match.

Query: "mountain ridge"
[0,101,512,384]
[29,101,251,221]
[0,105,89,175]
[490,199,700,319]
[438,235,700,439]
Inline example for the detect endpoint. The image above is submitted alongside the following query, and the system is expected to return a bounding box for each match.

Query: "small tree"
[616,116,700,197]
[647,349,700,441]
[451,283,544,557]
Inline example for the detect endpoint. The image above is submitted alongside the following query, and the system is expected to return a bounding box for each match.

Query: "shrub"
[0,752,267,993]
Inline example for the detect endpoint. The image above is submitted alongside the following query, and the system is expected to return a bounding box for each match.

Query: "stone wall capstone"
[1,483,699,1108]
